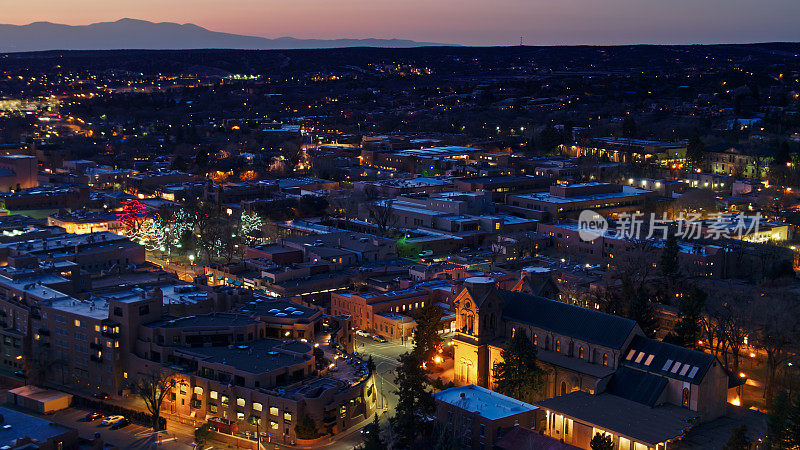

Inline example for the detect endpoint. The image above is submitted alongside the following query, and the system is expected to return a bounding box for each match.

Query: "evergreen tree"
[768,390,791,449]
[538,126,562,154]
[411,304,443,362]
[663,286,706,349]
[493,332,546,403]
[293,414,319,440]
[622,117,637,138]
[767,392,800,449]
[356,414,386,450]
[433,424,460,450]
[722,424,750,450]
[659,232,680,279]
[775,141,792,167]
[686,131,705,169]
[590,432,614,450]
[627,290,658,338]
[390,352,436,447]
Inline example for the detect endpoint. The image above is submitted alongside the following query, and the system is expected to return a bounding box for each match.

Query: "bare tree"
[366,199,397,237]
[703,287,751,375]
[132,368,176,431]
[752,293,799,403]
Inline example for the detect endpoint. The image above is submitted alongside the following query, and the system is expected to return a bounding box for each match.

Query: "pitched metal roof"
[536,392,698,446]
[622,335,716,384]
[606,366,668,407]
[498,290,638,349]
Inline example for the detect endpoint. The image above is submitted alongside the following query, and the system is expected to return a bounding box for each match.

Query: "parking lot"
[44,407,195,449]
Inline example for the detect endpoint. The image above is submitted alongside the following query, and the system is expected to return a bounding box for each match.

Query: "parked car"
[418,250,434,257]
[12,370,24,378]
[100,415,125,426]
[93,392,110,400]
[85,412,103,422]
[361,422,380,435]
[371,334,387,343]
[110,418,130,430]
[355,330,370,337]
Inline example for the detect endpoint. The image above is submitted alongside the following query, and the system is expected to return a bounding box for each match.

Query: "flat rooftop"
[513,185,651,204]
[148,312,259,329]
[0,405,73,446]
[161,284,208,305]
[434,384,537,420]
[180,339,312,374]
[238,299,319,319]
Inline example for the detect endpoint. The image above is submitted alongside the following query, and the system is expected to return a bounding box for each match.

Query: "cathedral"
[451,275,738,448]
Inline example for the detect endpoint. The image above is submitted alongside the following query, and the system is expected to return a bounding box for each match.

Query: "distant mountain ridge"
[0,18,448,52]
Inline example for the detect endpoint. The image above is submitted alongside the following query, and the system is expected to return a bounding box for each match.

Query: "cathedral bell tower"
[452,277,503,387]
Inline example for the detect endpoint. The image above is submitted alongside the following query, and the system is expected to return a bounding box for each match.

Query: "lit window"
[253,402,263,412]
[283,412,292,422]
[194,386,203,395]
[237,398,246,407]
[270,406,279,416]
[210,391,218,400]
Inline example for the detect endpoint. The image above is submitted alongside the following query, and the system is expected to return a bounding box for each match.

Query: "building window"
[561,381,567,396]
[253,402,263,412]
[283,412,292,423]
[209,390,218,400]
[194,386,203,395]
[578,347,584,359]
[237,398,246,407]
[270,421,279,430]
[602,353,608,366]
[479,423,485,437]
[682,388,690,408]
[270,406,279,416]
[555,340,561,352]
